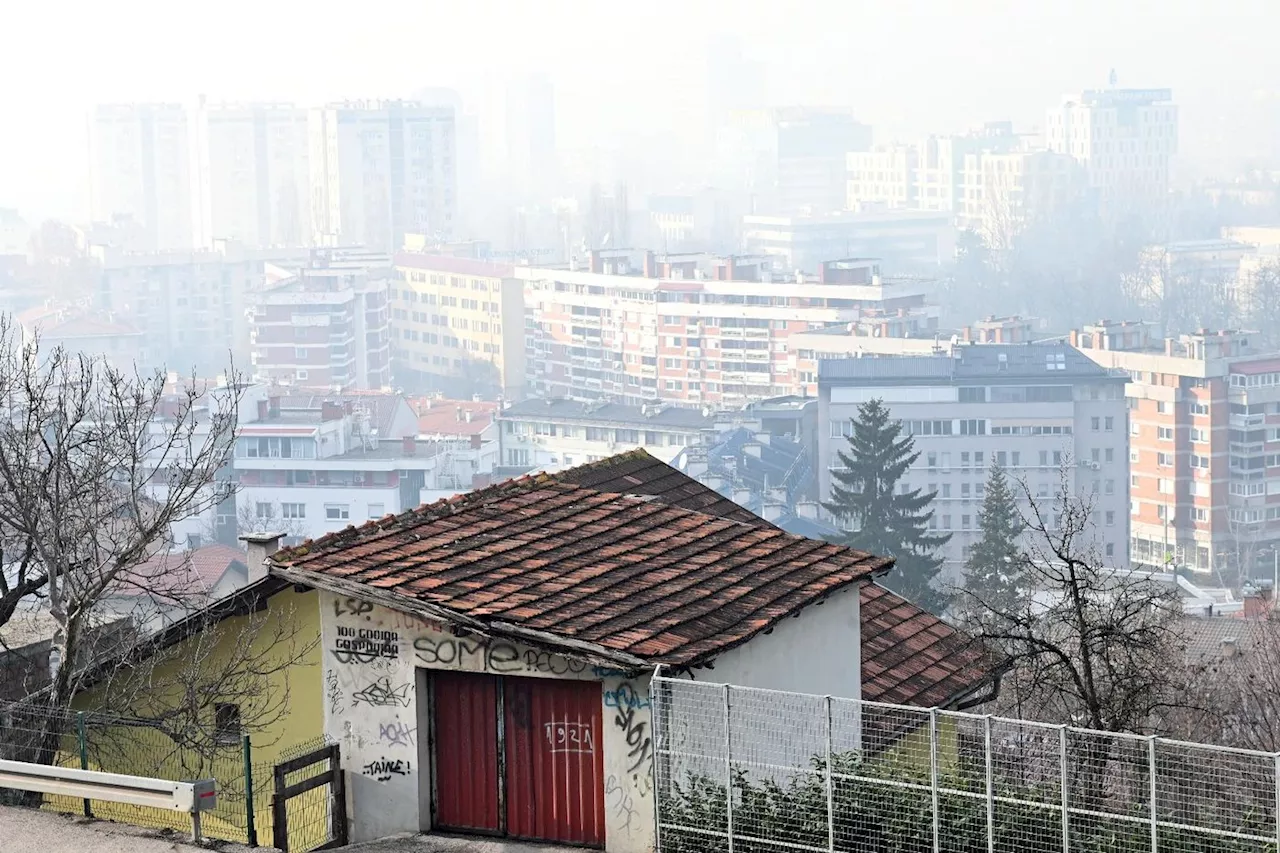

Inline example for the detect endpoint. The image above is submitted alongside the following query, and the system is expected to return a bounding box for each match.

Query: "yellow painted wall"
[50,587,325,846]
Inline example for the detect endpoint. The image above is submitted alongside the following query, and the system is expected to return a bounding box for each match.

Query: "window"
[1091,448,1101,463]
[214,703,241,746]
[961,451,970,467]
[294,347,307,359]
[1039,450,1049,466]
[996,451,1007,466]
[927,452,937,469]
[1105,511,1115,526]
[940,452,951,471]
[281,503,305,519]
[1053,451,1063,465]
[1130,449,1140,463]
[1190,427,1208,442]
[1158,478,1173,494]
[1158,427,1174,440]
[1157,452,1173,467]
[1091,416,1100,431]
[256,502,272,519]
[1191,402,1209,415]
[1105,417,1114,432]
[1105,543,1115,557]
[974,452,984,466]
[368,503,385,519]
[961,514,971,530]
[1193,508,1208,522]
[325,504,350,520]
[941,484,951,498]
[1130,422,1140,436]
[942,515,952,529]
[1011,451,1021,467]
[1104,479,1115,495]
[1105,448,1114,463]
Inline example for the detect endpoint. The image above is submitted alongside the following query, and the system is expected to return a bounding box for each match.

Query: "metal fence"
[651,676,1279,853]
[0,700,334,850]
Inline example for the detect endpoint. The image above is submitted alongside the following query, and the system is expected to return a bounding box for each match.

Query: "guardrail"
[0,759,217,841]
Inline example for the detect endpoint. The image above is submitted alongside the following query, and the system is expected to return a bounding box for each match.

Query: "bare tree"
[1174,615,1280,753]
[959,469,1194,734]
[0,318,318,774]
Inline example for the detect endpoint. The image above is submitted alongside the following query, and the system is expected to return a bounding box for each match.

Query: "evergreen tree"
[823,398,951,613]
[962,462,1024,614]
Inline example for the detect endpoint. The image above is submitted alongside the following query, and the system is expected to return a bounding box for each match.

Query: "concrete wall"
[319,591,657,852]
[706,583,862,699]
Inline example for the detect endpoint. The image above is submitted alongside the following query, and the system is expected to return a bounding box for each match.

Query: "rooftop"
[548,450,1003,706]
[500,398,714,430]
[819,343,1114,384]
[270,476,891,667]
[394,253,514,278]
[411,398,497,438]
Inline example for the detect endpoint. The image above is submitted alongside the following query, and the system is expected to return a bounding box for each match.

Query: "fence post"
[76,711,91,818]
[273,761,289,853]
[984,715,994,853]
[243,734,257,847]
[724,684,733,853]
[930,708,940,853]
[1059,726,1070,853]
[825,696,834,853]
[330,744,348,847]
[1147,736,1158,853]
[1273,752,1279,852]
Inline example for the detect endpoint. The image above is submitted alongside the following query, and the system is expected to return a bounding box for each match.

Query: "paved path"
[347,832,579,853]
[0,805,258,853]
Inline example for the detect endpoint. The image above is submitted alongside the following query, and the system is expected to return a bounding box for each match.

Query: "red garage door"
[431,671,605,847]
[504,676,605,846]
[432,671,501,833]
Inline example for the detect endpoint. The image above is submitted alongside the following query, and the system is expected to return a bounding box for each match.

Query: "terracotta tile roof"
[270,476,891,667]
[116,544,248,598]
[858,583,996,706]
[554,449,761,524]
[550,450,1003,707]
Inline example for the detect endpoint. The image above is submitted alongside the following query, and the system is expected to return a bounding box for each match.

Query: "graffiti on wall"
[325,670,344,716]
[606,774,640,836]
[412,635,589,676]
[351,677,412,708]
[378,719,416,748]
[332,626,400,663]
[604,682,651,710]
[362,756,411,782]
[612,681,654,795]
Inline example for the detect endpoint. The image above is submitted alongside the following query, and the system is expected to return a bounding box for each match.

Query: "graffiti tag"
[604,682,650,710]
[325,670,344,716]
[333,597,373,619]
[614,703,654,778]
[362,757,411,782]
[333,626,399,662]
[379,719,416,748]
[351,677,411,708]
[606,774,640,836]
[413,636,588,676]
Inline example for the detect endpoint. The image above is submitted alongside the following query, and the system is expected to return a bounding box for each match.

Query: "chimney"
[643,250,656,279]
[403,435,417,456]
[455,406,463,422]
[1165,338,1175,356]
[257,399,269,420]
[268,396,281,418]
[796,500,819,519]
[470,433,483,450]
[465,410,473,423]
[1069,329,1079,347]
[240,532,284,584]
[321,401,344,421]
[589,250,603,274]
[1221,637,1238,658]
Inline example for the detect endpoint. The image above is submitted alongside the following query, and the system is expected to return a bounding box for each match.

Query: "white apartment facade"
[818,344,1131,584]
[233,393,494,542]
[518,252,932,407]
[309,101,457,252]
[89,103,193,250]
[1045,88,1178,218]
[193,102,311,248]
[496,399,713,470]
[742,209,956,274]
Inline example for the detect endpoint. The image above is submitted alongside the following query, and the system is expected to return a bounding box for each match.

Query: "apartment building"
[518,252,932,406]
[818,344,1130,583]
[193,101,311,248]
[89,103,193,250]
[249,250,393,390]
[1073,321,1280,575]
[496,398,713,470]
[17,303,146,368]
[309,100,457,251]
[788,314,1037,395]
[93,241,308,375]
[742,209,956,274]
[391,254,525,399]
[1046,88,1178,218]
[232,392,493,542]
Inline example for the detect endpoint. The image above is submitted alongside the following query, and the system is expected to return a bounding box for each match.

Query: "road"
[0,805,257,853]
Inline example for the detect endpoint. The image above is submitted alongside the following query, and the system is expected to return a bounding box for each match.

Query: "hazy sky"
[3,0,1278,220]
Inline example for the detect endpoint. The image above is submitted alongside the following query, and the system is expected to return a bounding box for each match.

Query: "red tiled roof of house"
[270,476,891,667]
[552,449,1003,707]
[116,544,248,598]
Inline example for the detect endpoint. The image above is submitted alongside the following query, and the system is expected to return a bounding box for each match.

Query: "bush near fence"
[652,677,1279,853]
[0,700,333,851]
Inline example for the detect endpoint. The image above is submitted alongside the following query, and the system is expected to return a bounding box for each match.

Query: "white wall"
[319,591,657,852]
[703,583,862,699]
